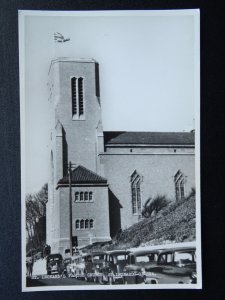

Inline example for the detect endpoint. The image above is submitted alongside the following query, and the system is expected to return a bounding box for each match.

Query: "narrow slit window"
[71,77,77,115]
[80,219,84,229]
[75,220,80,229]
[80,192,84,201]
[78,77,84,115]
[85,219,89,229]
[84,192,88,201]
[75,192,79,202]
[90,219,94,229]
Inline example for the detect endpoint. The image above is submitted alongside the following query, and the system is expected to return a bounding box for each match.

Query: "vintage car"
[83,252,106,282]
[98,250,130,284]
[144,247,197,284]
[123,249,160,284]
[46,253,63,275]
[69,254,86,279]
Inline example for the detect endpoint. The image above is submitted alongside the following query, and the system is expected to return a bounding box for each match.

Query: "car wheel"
[47,271,51,275]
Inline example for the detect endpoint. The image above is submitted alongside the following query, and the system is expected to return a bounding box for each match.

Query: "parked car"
[98,250,130,284]
[144,247,197,284]
[46,253,63,275]
[123,249,160,284]
[69,254,86,279]
[84,252,106,282]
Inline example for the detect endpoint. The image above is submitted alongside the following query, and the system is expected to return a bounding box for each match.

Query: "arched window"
[174,170,186,201]
[80,219,84,229]
[75,220,80,229]
[84,192,88,201]
[131,171,142,215]
[75,192,79,202]
[90,219,94,229]
[80,192,84,201]
[85,219,89,229]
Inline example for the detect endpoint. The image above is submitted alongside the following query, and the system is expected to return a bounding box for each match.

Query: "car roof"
[129,249,161,256]
[159,247,196,254]
[90,252,106,256]
[106,250,130,255]
[48,253,62,257]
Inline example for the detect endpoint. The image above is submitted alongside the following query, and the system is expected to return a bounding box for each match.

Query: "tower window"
[131,171,142,215]
[75,220,80,229]
[174,170,186,201]
[80,219,84,229]
[75,192,79,201]
[85,219,89,229]
[74,191,94,202]
[71,77,77,115]
[74,219,94,230]
[90,219,94,229]
[84,192,88,201]
[71,76,84,118]
[78,77,84,115]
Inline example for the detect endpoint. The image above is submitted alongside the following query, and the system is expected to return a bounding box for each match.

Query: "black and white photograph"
[19,10,201,291]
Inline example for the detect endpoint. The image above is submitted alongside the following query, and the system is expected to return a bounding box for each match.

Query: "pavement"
[33,258,47,275]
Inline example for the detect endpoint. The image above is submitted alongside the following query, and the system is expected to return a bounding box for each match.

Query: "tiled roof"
[104,131,195,146]
[57,165,107,185]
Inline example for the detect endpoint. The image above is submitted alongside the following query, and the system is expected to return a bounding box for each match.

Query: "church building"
[46,58,195,255]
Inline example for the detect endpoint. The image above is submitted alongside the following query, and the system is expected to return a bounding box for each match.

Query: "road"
[26,275,97,287]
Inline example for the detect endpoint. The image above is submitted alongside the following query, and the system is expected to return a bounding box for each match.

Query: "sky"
[19,10,199,194]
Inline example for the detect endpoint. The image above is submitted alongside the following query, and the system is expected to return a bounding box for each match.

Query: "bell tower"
[49,58,103,177]
[46,58,108,252]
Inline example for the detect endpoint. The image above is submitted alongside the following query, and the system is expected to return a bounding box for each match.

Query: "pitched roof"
[104,131,195,146]
[57,165,107,185]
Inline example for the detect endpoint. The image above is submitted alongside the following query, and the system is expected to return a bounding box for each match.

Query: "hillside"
[85,195,196,252]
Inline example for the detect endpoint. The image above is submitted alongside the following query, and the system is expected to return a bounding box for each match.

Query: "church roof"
[57,165,107,186]
[104,131,195,146]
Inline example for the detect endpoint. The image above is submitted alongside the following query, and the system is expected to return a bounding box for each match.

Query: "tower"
[46,58,110,254]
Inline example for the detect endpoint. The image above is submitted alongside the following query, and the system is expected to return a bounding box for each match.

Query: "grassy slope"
[82,196,196,251]
[89,196,196,252]
[114,196,196,249]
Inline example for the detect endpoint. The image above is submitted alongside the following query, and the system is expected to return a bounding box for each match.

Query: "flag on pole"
[54,32,70,43]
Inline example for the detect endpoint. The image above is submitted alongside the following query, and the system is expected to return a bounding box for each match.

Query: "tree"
[26,184,48,252]
[142,195,169,218]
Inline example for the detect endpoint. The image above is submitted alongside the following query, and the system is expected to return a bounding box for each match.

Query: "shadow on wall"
[108,189,122,238]
[62,126,68,177]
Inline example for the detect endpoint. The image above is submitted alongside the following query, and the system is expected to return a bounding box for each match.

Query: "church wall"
[57,185,110,250]
[101,151,195,231]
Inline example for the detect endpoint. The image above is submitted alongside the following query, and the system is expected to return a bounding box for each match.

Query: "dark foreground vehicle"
[99,250,130,284]
[84,252,106,282]
[123,249,160,284]
[145,247,196,284]
[46,254,63,275]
